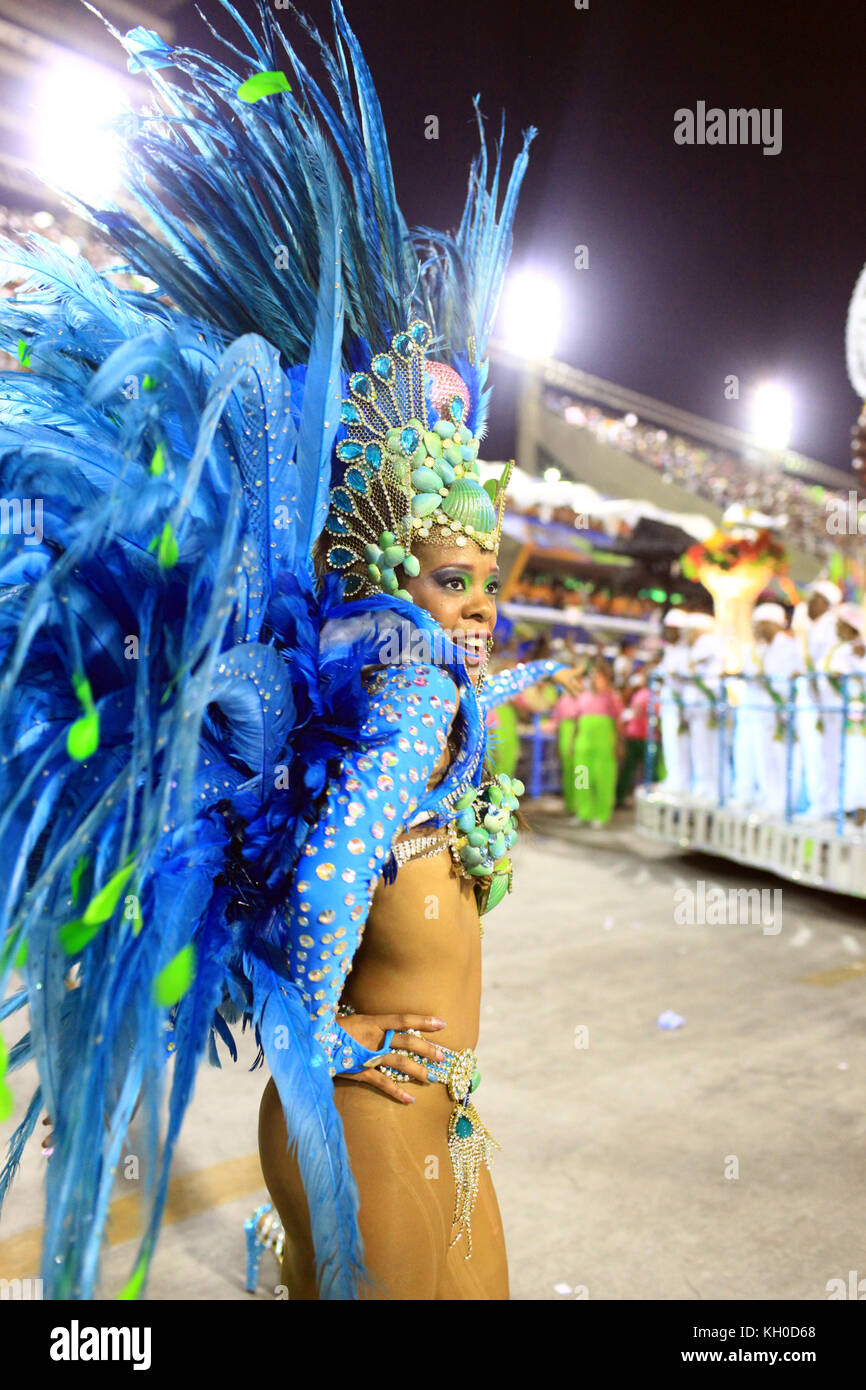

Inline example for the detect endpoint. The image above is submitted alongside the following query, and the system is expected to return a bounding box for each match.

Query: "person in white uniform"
[791,580,841,819]
[658,610,691,794]
[827,603,866,823]
[683,613,725,801]
[739,603,801,816]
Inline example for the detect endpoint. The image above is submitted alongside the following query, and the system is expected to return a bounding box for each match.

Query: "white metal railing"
[645,672,866,832]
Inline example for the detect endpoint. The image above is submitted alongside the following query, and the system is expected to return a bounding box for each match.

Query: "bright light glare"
[752,382,793,453]
[501,270,562,359]
[543,466,561,483]
[33,61,128,204]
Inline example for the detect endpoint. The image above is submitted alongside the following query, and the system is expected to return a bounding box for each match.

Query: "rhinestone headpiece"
[323,319,512,601]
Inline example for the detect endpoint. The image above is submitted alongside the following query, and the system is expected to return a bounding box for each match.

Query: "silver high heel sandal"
[244,1202,285,1293]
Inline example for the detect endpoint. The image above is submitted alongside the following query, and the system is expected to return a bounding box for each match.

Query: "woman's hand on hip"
[339,1013,447,1104]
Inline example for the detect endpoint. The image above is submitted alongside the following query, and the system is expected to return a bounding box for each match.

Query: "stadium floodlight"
[32,59,128,204]
[752,382,793,454]
[500,269,562,360]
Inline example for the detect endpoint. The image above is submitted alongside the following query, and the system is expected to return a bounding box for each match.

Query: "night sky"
[179,0,866,471]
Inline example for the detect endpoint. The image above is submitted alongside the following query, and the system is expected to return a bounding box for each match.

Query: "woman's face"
[401,540,500,686]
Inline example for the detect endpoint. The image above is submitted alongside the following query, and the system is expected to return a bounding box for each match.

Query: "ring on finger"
[378,1064,411,1082]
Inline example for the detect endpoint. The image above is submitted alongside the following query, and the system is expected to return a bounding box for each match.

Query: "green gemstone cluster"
[362,529,420,599]
[452,772,525,914]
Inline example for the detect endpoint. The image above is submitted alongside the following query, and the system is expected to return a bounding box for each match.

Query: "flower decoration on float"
[681,515,788,581]
[323,319,513,601]
[679,506,790,675]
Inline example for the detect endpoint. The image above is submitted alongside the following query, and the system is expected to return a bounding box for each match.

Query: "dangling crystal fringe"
[446,1101,501,1260]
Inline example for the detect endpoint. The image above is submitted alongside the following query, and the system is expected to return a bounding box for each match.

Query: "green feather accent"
[130,896,144,937]
[17,338,31,369]
[116,1250,151,1301]
[236,72,291,102]
[158,522,179,568]
[153,943,196,1008]
[150,443,165,475]
[59,862,136,954]
[0,927,24,972]
[0,1030,12,1120]
[71,672,94,706]
[82,862,137,926]
[70,854,90,905]
[148,521,179,568]
[67,711,99,761]
[58,917,97,955]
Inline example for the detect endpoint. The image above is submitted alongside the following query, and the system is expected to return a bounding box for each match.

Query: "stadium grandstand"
[495,346,858,583]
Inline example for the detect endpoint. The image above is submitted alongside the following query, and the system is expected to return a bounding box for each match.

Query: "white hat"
[662,610,688,628]
[753,602,787,627]
[837,602,864,635]
[808,580,842,606]
[688,613,715,632]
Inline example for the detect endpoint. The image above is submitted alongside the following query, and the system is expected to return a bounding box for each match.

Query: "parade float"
[636,477,866,896]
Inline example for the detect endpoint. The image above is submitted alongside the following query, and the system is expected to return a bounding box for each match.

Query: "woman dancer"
[258,527,579,1300]
[0,0,577,1300]
[552,667,586,817]
[570,663,623,826]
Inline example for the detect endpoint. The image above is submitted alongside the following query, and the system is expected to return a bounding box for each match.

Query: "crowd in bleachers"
[506,572,659,620]
[545,389,844,559]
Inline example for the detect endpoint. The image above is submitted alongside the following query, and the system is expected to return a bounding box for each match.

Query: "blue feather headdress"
[0,0,532,1299]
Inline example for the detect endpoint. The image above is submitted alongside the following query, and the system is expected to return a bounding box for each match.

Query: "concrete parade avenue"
[2,805,862,1302]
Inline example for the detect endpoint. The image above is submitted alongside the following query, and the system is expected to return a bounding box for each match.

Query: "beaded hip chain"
[379,1041,500,1258]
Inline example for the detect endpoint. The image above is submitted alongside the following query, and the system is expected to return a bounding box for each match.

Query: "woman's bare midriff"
[337,827,483,1054]
[257,830,489,1298]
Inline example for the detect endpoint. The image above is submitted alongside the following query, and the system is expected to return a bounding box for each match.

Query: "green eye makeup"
[433,567,499,594]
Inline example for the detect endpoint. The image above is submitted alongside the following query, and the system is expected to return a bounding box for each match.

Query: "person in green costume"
[571,664,623,826]
[552,669,585,815]
[487,699,521,778]
[485,644,523,778]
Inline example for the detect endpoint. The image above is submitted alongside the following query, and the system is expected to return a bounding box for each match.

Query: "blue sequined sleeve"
[478,659,568,714]
[282,662,460,1076]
